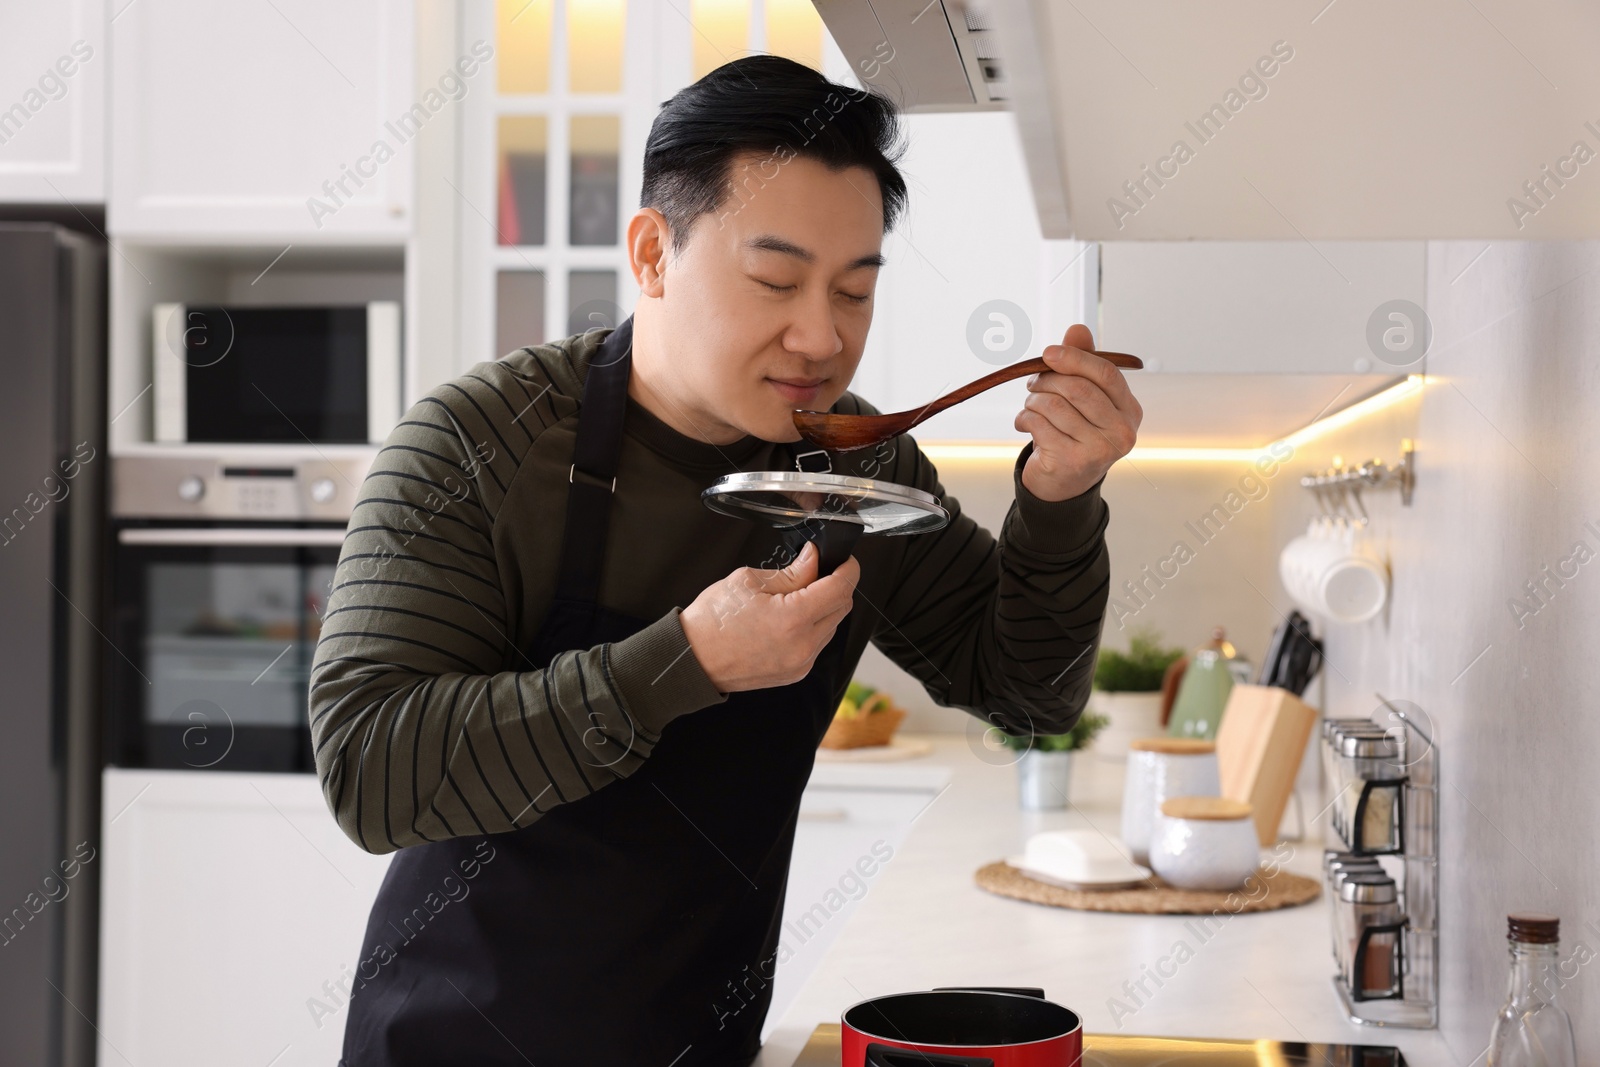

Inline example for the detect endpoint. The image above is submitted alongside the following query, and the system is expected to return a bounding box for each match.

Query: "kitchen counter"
[754,735,1454,1067]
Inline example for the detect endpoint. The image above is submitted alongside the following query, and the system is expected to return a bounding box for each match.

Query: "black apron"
[340,318,852,1067]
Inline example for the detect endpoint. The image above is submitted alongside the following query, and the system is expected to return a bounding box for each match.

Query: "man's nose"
[786,300,845,363]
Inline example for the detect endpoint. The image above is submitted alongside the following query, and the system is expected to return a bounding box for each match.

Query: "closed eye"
[756,278,869,304]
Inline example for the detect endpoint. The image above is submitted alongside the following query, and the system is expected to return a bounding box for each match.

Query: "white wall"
[854,110,1095,443]
[1267,240,1600,1059]
[855,454,1283,733]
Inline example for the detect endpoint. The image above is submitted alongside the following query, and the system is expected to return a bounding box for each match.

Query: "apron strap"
[554,317,633,604]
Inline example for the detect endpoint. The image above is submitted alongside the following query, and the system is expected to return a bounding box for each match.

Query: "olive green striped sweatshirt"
[309,326,1111,854]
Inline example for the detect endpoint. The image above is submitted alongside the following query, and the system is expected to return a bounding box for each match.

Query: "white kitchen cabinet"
[765,769,948,1040]
[98,769,393,1067]
[99,764,942,1062]
[1092,240,1425,448]
[1099,241,1426,375]
[990,0,1600,240]
[0,0,106,203]
[107,0,415,238]
[822,1,1600,240]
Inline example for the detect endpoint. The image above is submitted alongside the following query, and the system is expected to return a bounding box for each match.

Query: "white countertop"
[754,735,1452,1067]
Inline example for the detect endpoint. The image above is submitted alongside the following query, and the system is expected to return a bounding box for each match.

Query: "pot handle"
[864,1043,995,1067]
[932,985,1047,1001]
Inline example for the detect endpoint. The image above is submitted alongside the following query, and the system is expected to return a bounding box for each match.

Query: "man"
[312,55,1139,1067]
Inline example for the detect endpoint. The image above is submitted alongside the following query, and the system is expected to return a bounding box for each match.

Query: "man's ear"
[628,208,672,297]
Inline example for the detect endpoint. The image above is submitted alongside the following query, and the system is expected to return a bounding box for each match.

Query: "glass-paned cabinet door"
[568,0,624,92]
[569,115,619,246]
[464,0,829,368]
[691,0,749,79]
[567,269,619,334]
[497,115,548,246]
[497,269,546,356]
[690,0,823,77]
[496,0,552,93]
[764,0,823,71]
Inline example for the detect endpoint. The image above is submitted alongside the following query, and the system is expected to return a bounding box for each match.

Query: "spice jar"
[1324,852,1385,967]
[1336,732,1405,852]
[1321,721,1380,848]
[1338,872,1403,999]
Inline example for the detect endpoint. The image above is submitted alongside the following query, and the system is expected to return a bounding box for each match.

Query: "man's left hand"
[1015,323,1143,502]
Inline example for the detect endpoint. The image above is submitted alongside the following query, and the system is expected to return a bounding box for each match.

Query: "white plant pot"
[1089,690,1165,760]
[1016,750,1075,811]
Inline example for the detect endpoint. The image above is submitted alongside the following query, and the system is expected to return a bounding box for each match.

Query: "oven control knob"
[309,478,337,505]
[177,475,205,503]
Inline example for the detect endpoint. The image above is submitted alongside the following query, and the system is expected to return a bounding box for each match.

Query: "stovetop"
[794,1023,1406,1066]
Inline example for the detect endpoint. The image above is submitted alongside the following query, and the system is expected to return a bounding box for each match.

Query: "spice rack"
[1321,703,1438,1028]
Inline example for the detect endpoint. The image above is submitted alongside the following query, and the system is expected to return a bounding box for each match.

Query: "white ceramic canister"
[1149,796,1260,891]
[1120,738,1220,865]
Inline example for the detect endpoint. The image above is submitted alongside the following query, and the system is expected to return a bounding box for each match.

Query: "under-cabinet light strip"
[919,375,1425,464]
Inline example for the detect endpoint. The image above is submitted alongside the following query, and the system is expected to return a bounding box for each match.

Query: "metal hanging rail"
[1299,439,1415,507]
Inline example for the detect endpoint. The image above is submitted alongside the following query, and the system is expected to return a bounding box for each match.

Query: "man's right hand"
[679,541,860,693]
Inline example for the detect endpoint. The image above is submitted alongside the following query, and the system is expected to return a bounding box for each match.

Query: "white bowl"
[1148,796,1260,891]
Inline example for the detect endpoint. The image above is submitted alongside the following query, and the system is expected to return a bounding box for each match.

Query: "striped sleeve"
[308,355,724,855]
[848,397,1110,737]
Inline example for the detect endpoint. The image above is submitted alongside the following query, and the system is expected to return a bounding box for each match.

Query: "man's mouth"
[766,377,827,406]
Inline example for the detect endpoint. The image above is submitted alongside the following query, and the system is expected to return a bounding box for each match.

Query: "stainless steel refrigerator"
[0,222,107,1067]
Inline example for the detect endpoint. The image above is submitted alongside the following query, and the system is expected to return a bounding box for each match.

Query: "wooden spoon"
[793,351,1144,452]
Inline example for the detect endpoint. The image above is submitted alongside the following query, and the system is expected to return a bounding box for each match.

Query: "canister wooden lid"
[1129,737,1216,755]
[1160,796,1253,821]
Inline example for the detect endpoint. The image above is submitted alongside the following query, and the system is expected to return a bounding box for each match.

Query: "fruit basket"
[819,681,906,750]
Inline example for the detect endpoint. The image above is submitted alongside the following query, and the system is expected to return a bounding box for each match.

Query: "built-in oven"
[107,450,371,773]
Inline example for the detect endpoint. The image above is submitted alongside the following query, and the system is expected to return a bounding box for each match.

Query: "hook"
[1349,484,1370,527]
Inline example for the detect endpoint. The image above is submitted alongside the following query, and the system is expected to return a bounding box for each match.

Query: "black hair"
[641,55,908,251]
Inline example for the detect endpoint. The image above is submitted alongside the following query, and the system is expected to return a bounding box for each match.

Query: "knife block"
[1215,684,1317,846]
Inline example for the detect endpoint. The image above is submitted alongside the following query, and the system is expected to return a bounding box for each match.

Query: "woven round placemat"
[975,861,1320,915]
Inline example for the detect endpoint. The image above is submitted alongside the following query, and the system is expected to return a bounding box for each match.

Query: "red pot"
[841,987,1083,1067]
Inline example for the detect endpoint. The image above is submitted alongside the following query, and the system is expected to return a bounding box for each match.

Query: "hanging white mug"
[1280,521,1387,623]
[1317,527,1388,623]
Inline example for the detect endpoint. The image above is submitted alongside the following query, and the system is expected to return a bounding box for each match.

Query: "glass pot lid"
[701,470,949,536]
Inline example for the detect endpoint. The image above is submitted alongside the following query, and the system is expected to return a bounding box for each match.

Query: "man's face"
[632,153,886,444]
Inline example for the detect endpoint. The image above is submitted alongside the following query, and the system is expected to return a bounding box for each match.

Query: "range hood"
[814,0,1006,111]
[819,0,1600,240]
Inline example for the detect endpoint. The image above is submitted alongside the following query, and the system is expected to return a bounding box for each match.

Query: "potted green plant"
[1089,629,1185,760]
[1000,711,1108,810]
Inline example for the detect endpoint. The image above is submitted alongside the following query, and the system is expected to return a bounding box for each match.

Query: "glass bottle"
[1488,914,1578,1067]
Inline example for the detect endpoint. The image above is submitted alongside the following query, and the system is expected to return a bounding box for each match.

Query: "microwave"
[153,302,400,445]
